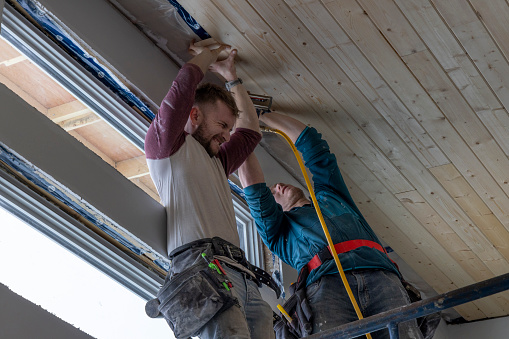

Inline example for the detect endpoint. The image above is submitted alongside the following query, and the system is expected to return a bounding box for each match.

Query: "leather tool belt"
[275,238,440,339]
[169,236,281,298]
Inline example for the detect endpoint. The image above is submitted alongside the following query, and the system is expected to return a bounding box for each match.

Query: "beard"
[193,120,217,157]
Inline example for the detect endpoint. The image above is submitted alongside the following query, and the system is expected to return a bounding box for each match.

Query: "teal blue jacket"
[243,127,399,286]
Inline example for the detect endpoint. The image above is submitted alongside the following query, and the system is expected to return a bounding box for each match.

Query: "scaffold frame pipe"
[308,272,509,339]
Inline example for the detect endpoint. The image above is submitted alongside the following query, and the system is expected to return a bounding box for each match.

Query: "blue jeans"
[306,269,423,339]
[197,265,275,339]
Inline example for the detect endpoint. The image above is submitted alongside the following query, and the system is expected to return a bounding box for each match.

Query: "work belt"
[306,239,393,272]
[274,239,397,339]
[170,237,281,298]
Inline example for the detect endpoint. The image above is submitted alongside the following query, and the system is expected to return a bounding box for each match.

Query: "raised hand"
[209,49,238,82]
[189,38,231,61]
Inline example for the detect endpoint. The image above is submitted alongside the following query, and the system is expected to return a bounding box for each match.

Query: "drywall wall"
[0,283,94,339]
[0,82,167,257]
[446,316,509,338]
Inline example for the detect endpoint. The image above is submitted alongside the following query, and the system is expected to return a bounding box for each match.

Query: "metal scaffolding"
[308,272,509,339]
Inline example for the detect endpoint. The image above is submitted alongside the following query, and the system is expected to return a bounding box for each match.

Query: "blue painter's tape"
[14,0,155,121]
[166,0,210,40]
[229,180,246,200]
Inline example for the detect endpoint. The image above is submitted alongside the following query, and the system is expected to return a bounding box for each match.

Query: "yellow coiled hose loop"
[263,126,372,339]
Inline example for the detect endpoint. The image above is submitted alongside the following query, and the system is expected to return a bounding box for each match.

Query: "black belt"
[170,237,281,298]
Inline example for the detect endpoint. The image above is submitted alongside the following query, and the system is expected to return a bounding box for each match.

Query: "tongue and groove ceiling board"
[155,0,509,321]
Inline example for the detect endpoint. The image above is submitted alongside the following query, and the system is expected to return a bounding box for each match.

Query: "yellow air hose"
[262,126,372,339]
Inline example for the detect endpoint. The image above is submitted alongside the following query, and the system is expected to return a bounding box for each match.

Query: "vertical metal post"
[387,322,399,339]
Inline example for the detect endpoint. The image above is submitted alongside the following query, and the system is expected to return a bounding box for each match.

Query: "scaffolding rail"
[308,272,509,339]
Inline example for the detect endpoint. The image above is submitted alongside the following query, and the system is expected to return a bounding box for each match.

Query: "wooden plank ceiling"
[167,0,509,321]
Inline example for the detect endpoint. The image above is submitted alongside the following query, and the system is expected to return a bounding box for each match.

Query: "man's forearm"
[260,112,306,143]
[239,153,265,187]
[230,83,261,134]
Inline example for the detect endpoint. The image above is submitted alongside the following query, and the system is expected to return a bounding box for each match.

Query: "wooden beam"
[0,55,28,67]
[430,164,509,260]
[115,155,149,179]
[0,73,47,114]
[0,37,23,64]
[57,112,101,131]
[47,100,90,123]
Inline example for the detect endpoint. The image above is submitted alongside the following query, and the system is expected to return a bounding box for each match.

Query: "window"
[0,204,173,339]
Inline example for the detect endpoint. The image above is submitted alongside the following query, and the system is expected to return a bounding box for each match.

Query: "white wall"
[444,316,509,339]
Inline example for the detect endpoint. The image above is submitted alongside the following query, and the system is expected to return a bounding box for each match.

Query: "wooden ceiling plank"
[477,108,509,157]
[394,166,509,276]
[398,190,509,303]
[215,0,420,194]
[337,150,476,287]
[318,0,509,268]
[320,0,509,267]
[47,100,90,123]
[346,166,495,320]
[430,164,509,258]
[285,0,449,170]
[404,50,509,224]
[397,190,509,317]
[356,0,427,57]
[179,0,316,116]
[287,1,449,169]
[319,0,481,171]
[395,0,503,112]
[115,155,149,179]
[348,177,487,320]
[467,0,509,65]
[431,0,509,115]
[321,0,509,235]
[368,0,509,163]
[0,73,47,114]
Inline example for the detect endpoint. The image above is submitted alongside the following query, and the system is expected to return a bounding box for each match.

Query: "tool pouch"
[274,266,313,339]
[401,278,441,339]
[274,288,313,338]
[146,262,237,339]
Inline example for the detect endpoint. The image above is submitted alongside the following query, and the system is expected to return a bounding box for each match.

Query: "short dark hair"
[194,83,239,117]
